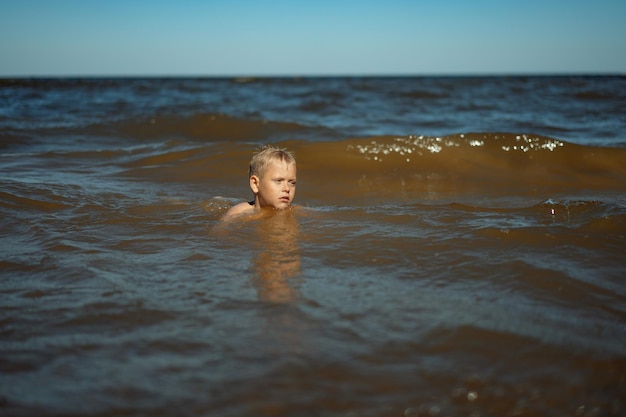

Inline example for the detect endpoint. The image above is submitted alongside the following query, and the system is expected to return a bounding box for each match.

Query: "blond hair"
[249,145,296,178]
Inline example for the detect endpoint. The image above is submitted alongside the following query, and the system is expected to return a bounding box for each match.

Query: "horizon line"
[1,71,624,79]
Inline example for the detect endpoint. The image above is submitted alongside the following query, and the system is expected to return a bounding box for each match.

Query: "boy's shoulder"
[222,201,255,220]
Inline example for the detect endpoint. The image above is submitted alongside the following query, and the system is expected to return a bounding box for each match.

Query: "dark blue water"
[2,76,625,148]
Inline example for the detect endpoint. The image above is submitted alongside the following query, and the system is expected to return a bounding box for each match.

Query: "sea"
[1,76,625,417]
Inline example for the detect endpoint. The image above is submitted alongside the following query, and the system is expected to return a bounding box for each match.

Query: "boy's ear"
[249,175,260,193]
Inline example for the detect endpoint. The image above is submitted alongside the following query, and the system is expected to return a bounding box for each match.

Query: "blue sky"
[1,0,625,76]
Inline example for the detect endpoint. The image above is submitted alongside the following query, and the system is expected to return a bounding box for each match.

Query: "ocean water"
[1,76,625,417]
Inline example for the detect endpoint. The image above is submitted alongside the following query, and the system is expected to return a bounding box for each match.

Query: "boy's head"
[249,145,297,210]
[249,145,296,179]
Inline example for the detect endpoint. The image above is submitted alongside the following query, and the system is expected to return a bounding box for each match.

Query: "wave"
[0,113,331,147]
[27,128,618,205]
[278,134,626,204]
[106,113,317,142]
[3,108,625,205]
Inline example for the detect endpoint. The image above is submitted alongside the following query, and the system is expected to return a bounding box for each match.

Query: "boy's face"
[250,160,297,210]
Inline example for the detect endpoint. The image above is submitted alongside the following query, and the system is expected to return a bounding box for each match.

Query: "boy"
[222,145,297,220]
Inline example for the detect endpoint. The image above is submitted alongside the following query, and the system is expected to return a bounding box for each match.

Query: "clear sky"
[1,0,625,77]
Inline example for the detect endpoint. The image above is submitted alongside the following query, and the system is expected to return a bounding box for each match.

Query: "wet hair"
[249,145,296,178]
